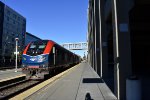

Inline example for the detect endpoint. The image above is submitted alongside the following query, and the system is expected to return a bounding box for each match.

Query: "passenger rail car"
[22,40,81,79]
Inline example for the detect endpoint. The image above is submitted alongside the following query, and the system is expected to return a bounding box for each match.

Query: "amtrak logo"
[30,57,37,61]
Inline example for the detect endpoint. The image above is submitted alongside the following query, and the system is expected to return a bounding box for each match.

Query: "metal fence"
[0,59,22,68]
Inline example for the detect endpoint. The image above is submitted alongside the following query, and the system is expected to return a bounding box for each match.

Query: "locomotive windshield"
[39,45,46,49]
[30,45,36,49]
[26,40,48,56]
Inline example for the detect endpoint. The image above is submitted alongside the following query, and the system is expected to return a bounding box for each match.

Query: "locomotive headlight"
[38,55,46,62]
[23,57,26,61]
[22,64,25,67]
[22,64,26,68]
[39,64,47,68]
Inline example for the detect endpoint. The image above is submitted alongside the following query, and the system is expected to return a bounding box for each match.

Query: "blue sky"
[1,0,88,57]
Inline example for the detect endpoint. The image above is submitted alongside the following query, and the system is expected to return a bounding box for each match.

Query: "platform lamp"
[15,38,19,72]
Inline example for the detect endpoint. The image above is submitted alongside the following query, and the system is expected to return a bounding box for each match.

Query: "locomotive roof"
[26,40,80,57]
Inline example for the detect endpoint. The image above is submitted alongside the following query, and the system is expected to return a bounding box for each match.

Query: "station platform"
[15,62,117,100]
[0,68,23,80]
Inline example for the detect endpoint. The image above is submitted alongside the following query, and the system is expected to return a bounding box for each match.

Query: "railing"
[62,42,88,50]
[0,59,22,68]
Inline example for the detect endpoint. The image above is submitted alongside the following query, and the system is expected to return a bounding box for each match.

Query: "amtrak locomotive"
[22,40,80,79]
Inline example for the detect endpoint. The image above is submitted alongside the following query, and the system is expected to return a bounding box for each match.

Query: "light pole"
[15,38,19,72]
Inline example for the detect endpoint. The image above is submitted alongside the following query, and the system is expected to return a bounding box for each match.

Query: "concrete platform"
[0,68,23,80]
[20,63,117,100]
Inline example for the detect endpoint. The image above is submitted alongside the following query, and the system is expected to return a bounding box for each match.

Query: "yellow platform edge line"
[10,63,80,100]
[0,74,26,83]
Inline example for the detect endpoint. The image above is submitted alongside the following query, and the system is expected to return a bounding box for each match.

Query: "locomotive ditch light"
[22,64,27,68]
[22,64,25,67]
[23,57,26,60]
[39,64,46,68]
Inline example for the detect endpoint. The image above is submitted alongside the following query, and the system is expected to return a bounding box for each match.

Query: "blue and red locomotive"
[22,40,81,79]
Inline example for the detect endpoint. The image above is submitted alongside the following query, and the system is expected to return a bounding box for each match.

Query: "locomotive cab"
[22,40,52,79]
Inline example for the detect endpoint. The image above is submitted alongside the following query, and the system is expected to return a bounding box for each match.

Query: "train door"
[48,46,55,66]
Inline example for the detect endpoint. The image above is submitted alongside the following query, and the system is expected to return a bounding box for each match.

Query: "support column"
[94,0,101,75]
[92,5,96,70]
[100,0,109,79]
[112,0,132,99]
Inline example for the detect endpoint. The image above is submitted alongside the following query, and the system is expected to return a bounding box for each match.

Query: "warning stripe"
[23,43,31,54]
[43,40,55,54]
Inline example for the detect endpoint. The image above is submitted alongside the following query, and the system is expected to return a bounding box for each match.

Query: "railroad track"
[0,79,42,99]
[0,66,72,99]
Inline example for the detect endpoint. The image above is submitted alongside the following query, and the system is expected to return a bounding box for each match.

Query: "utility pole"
[15,38,19,72]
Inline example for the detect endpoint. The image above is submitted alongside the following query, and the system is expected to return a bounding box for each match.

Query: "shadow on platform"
[82,78,104,83]
[85,92,94,100]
